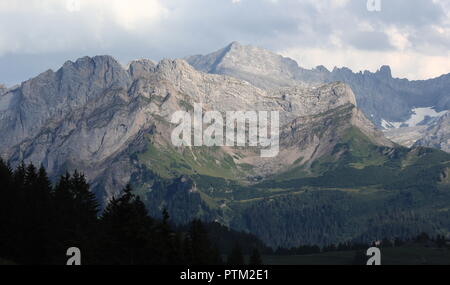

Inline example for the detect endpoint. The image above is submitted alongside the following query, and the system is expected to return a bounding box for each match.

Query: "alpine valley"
[1,42,450,248]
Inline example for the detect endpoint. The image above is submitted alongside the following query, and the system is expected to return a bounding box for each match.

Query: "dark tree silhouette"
[249,248,263,265]
[1,159,445,265]
[185,219,222,265]
[99,184,155,264]
[227,243,245,265]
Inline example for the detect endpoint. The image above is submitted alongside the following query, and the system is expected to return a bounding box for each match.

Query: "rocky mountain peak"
[17,55,131,105]
[227,41,242,49]
[332,66,353,75]
[62,55,122,72]
[0,55,133,156]
[377,65,392,78]
[314,65,330,73]
[157,58,193,71]
[128,59,156,79]
[186,41,308,89]
[53,55,131,101]
[60,55,129,85]
[335,82,357,107]
[216,41,301,74]
[154,59,199,82]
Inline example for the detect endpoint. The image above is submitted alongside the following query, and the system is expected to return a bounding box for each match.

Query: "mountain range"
[1,43,449,247]
[187,42,450,152]
[187,42,450,123]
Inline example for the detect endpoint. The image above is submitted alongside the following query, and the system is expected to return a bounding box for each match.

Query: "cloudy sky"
[0,0,449,86]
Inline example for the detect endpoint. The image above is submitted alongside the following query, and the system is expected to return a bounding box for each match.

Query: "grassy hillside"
[132,126,450,247]
[136,134,256,181]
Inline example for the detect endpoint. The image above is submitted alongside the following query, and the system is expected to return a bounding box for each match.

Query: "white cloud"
[305,0,349,12]
[100,0,168,31]
[0,0,168,55]
[66,0,81,12]
[386,27,411,51]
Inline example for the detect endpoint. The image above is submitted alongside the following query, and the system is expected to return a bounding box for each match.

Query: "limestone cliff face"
[414,113,450,153]
[0,53,390,202]
[0,56,131,156]
[187,42,450,129]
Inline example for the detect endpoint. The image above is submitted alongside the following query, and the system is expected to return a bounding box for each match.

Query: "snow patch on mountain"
[382,107,448,130]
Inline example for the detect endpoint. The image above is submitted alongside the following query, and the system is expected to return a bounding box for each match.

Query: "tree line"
[0,159,263,265]
[1,159,448,265]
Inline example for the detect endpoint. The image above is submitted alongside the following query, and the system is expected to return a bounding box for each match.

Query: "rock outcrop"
[414,113,450,153]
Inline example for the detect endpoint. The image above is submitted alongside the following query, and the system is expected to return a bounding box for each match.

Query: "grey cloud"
[344,31,393,51]
[347,0,445,27]
[0,0,449,86]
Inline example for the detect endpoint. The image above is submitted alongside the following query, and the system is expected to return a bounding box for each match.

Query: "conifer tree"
[188,219,215,265]
[156,208,181,264]
[249,248,263,265]
[99,184,154,264]
[70,171,99,230]
[0,158,13,260]
[227,243,245,265]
